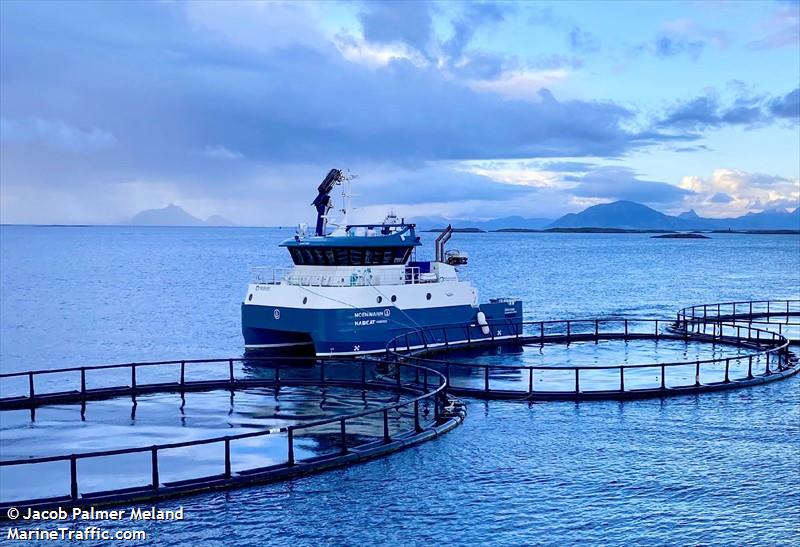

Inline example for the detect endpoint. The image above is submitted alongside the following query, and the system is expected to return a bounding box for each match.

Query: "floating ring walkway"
[0,358,464,514]
[385,317,798,401]
[676,299,800,342]
[2,300,798,513]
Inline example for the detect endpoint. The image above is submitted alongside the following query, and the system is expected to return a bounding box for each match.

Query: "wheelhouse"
[281,223,420,267]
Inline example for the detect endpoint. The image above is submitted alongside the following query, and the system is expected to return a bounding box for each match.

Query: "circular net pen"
[676,299,800,343]
[0,358,463,514]
[385,318,797,401]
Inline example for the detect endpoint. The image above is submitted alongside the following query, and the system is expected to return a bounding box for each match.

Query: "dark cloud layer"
[658,88,800,130]
[0,0,685,195]
[571,166,694,204]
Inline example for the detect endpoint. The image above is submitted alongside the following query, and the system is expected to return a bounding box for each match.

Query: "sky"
[1,0,798,225]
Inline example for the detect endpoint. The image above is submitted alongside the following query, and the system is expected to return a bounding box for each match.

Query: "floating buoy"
[476,311,490,335]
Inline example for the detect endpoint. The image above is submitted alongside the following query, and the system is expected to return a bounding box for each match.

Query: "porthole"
[426,293,432,300]
[303,297,308,305]
[248,294,253,302]
[391,295,397,303]
[377,296,383,303]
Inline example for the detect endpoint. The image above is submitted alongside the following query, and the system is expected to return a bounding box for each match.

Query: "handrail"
[385,318,790,372]
[0,359,455,509]
[381,316,795,398]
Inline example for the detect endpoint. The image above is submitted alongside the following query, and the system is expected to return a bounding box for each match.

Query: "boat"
[241,169,523,356]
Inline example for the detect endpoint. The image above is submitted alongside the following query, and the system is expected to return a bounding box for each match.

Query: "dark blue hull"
[242,300,523,356]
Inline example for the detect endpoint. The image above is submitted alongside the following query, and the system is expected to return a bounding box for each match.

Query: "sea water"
[1,226,798,545]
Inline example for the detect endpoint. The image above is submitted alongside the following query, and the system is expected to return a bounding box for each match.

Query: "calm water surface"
[1,226,799,545]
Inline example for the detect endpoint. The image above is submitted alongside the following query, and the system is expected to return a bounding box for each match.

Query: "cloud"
[709,192,734,204]
[203,145,244,160]
[1,118,115,152]
[769,88,800,119]
[538,161,595,173]
[571,166,694,204]
[657,88,800,130]
[748,5,800,49]
[358,1,434,55]
[568,27,600,54]
[678,168,800,216]
[444,2,513,59]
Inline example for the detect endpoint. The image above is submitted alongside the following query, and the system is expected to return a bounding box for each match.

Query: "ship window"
[391,295,397,302]
[303,297,308,305]
[248,294,253,301]
[288,246,413,266]
[289,248,304,265]
[377,296,382,303]
[349,248,364,266]
[426,293,431,300]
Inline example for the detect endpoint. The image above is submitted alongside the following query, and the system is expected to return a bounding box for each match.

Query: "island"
[651,233,710,239]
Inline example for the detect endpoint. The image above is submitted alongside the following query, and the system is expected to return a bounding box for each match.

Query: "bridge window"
[288,246,412,266]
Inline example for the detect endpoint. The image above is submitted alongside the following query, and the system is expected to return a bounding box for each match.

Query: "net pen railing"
[0,358,448,507]
[385,318,794,396]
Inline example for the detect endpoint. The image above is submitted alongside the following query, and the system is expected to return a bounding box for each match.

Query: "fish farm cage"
[1,299,798,513]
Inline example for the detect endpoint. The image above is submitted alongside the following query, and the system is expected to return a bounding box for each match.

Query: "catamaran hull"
[242,300,522,356]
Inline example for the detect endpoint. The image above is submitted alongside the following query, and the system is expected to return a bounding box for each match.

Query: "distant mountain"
[128,204,235,226]
[677,209,700,220]
[549,201,687,230]
[411,215,553,231]
[204,214,236,227]
[549,201,800,231]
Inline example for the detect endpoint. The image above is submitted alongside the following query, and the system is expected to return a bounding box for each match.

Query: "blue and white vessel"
[242,169,522,356]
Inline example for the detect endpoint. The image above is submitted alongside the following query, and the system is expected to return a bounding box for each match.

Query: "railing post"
[28,372,35,400]
[695,361,701,387]
[764,353,770,375]
[619,367,624,391]
[484,366,489,393]
[540,322,544,342]
[414,400,421,432]
[724,358,730,383]
[228,359,234,385]
[80,368,86,396]
[624,319,628,338]
[131,364,137,391]
[660,365,666,390]
[151,446,159,489]
[224,438,231,478]
[70,455,78,500]
[566,321,571,341]
[574,369,580,393]
[595,319,599,342]
[528,368,533,394]
[749,301,752,317]
[383,409,390,443]
[655,320,659,338]
[287,427,295,466]
[747,355,753,379]
[767,301,770,315]
[180,361,185,387]
[340,419,348,454]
